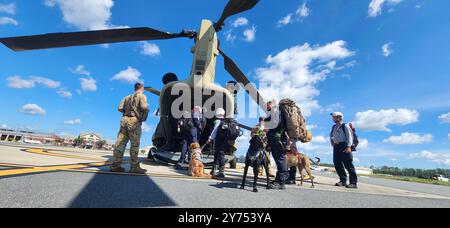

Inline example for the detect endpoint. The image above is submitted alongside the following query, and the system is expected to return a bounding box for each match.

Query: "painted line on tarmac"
[0,162,111,178]
[0,163,36,168]
[23,148,106,162]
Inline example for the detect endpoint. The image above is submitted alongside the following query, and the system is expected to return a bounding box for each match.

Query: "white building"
[0,128,57,145]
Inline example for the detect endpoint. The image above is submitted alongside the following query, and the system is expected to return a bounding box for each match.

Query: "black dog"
[240,135,271,193]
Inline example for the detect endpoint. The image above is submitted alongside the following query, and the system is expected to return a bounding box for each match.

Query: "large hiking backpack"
[218,119,242,142]
[279,99,312,143]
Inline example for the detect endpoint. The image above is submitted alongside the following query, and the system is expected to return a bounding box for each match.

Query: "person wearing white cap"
[207,108,227,178]
[330,112,358,189]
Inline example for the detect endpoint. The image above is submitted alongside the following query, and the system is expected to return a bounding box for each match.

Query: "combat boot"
[130,164,147,174]
[110,165,125,173]
[215,166,226,179]
[210,165,217,176]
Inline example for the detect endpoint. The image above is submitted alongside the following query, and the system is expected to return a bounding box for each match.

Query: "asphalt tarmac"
[0,143,449,208]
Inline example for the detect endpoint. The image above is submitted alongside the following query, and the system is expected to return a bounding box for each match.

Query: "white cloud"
[448,133,450,141]
[353,109,419,132]
[439,112,450,124]
[278,2,310,27]
[358,139,369,150]
[256,40,354,117]
[57,89,73,99]
[64,119,81,125]
[112,67,142,84]
[224,30,236,42]
[312,135,327,144]
[409,150,450,166]
[224,18,256,43]
[0,16,18,25]
[1,124,8,129]
[368,0,402,18]
[79,77,97,92]
[382,42,394,57]
[277,14,293,27]
[0,3,16,14]
[139,42,161,57]
[20,104,46,115]
[7,76,61,89]
[142,122,152,133]
[384,132,433,145]
[44,0,125,30]
[232,17,249,28]
[243,26,256,43]
[70,65,91,76]
[296,2,310,18]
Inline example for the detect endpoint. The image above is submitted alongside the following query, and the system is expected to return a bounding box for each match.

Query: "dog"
[240,134,271,193]
[188,143,211,178]
[286,144,319,188]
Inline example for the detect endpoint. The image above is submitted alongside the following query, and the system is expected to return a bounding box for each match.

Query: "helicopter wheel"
[147,147,157,160]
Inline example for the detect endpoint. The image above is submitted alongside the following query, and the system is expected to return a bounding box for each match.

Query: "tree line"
[372,166,450,179]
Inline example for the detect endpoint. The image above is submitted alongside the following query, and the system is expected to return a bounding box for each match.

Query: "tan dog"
[286,145,315,188]
[188,143,211,178]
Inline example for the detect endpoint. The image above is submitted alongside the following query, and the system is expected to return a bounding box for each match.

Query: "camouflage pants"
[112,116,142,168]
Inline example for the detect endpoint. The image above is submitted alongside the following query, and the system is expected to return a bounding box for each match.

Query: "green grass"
[368,174,450,187]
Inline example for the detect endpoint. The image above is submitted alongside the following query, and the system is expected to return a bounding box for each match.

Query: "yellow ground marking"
[24,148,106,162]
[0,162,111,177]
[0,163,36,168]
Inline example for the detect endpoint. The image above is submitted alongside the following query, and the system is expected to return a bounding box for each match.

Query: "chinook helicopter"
[0,0,268,166]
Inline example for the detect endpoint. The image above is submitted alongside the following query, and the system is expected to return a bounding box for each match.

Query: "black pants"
[288,167,297,182]
[214,139,226,172]
[179,128,198,163]
[268,135,288,185]
[333,143,358,185]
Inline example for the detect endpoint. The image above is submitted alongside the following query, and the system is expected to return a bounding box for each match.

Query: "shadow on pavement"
[68,173,177,208]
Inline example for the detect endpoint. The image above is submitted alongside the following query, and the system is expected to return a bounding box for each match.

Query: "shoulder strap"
[341,123,347,138]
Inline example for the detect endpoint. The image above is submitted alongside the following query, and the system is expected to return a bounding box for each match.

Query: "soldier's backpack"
[218,119,242,142]
[124,94,148,122]
[123,94,136,117]
[331,123,359,151]
[279,99,312,143]
[344,123,359,151]
[178,118,195,134]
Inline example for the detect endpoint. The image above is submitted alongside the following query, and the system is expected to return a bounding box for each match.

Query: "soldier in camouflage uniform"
[111,83,149,174]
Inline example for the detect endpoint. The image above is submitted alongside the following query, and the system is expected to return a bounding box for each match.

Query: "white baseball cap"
[331,112,344,118]
[216,108,226,118]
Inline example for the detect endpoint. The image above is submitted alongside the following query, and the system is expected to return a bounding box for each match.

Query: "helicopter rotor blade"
[0,27,195,51]
[219,48,267,113]
[215,0,260,31]
[237,123,253,131]
[144,87,161,96]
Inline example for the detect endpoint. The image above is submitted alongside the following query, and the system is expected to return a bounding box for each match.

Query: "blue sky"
[1,0,449,169]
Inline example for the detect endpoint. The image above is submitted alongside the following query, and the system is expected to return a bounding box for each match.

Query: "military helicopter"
[0,0,267,166]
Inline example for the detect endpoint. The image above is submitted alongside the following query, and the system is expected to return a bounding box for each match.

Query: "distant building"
[355,167,374,176]
[79,132,102,149]
[0,128,57,145]
[78,132,114,150]
[0,128,114,150]
[57,135,76,147]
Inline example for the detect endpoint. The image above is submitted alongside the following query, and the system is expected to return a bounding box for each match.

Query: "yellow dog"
[188,143,211,178]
